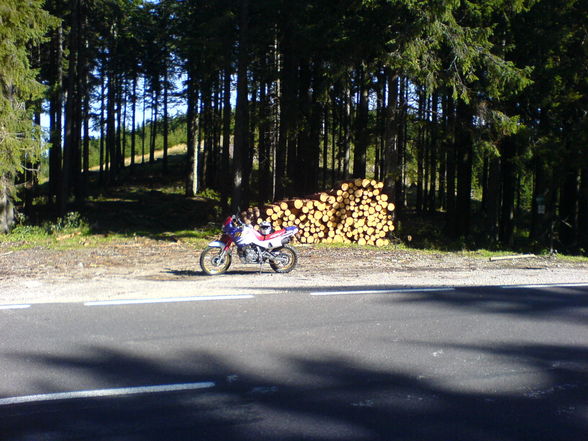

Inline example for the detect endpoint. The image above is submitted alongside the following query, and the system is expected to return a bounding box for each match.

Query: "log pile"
[242,178,395,247]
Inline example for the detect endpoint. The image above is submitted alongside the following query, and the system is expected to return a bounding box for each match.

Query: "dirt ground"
[1,239,587,305]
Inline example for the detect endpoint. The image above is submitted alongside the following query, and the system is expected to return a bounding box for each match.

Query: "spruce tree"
[0,0,57,232]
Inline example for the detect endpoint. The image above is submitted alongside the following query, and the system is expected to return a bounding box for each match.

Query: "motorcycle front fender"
[207,240,229,248]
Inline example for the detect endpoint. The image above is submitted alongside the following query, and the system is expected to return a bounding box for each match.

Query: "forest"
[1,0,587,255]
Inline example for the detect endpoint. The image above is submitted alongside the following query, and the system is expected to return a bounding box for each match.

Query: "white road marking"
[310,288,455,296]
[501,283,588,289]
[0,381,215,406]
[85,294,254,306]
[0,304,31,310]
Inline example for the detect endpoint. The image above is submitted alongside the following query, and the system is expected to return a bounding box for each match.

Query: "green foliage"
[0,211,89,249]
[45,211,88,234]
[4,0,586,255]
[197,188,221,201]
[0,0,57,177]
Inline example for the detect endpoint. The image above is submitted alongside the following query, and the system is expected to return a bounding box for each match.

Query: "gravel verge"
[1,240,587,304]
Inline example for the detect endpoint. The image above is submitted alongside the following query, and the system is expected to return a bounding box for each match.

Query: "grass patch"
[0,212,126,251]
[553,253,588,263]
[0,217,218,251]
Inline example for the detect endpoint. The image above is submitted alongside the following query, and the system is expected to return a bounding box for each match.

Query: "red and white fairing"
[233,226,298,249]
[208,216,298,250]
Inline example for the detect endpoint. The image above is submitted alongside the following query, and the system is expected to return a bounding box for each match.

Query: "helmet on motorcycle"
[259,221,273,235]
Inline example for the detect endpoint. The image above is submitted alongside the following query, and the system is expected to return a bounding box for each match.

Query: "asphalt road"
[1,283,587,441]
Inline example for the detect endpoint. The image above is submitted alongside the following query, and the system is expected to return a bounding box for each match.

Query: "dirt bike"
[200,215,299,275]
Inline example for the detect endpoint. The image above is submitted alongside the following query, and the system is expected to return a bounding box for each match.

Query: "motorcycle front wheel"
[269,245,298,273]
[200,246,232,275]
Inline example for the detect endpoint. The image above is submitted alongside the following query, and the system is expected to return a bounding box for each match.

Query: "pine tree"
[0,0,57,232]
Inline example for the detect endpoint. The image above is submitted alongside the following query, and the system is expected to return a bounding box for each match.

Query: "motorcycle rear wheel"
[200,246,232,275]
[270,245,298,273]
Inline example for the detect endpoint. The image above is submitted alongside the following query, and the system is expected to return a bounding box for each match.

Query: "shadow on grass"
[84,158,221,239]
[25,156,221,241]
[82,188,216,240]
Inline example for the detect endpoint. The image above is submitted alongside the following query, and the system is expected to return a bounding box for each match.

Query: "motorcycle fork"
[220,235,233,260]
[219,243,232,261]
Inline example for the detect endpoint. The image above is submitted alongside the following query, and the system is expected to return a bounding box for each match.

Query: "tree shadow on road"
[247,284,588,325]
[1,336,587,441]
[389,284,588,324]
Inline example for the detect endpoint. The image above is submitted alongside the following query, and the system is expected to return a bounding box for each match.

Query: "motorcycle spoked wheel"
[200,246,232,275]
[269,245,298,273]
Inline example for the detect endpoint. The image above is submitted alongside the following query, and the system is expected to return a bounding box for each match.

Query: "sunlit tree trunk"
[185,73,198,197]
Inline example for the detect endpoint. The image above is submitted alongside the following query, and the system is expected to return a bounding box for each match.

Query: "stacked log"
[241,178,395,247]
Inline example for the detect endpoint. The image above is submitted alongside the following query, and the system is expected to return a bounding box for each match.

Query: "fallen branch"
[489,254,537,262]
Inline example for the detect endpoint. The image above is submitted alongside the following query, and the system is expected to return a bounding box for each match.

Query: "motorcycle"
[200,215,299,275]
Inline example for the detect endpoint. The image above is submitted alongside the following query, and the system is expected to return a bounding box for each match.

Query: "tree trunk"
[485,155,501,244]
[258,80,272,202]
[244,80,255,199]
[0,176,15,234]
[162,66,169,172]
[296,60,321,194]
[49,20,63,207]
[197,98,205,190]
[330,92,338,187]
[375,71,385,182]
[106,68,117,182]
[322,102,329,187]
[455,100,473,237]
[444,96,457,237]
[231,0,249,212]
[307,65,323,193]
[82,88,90,191]
[559,167,579,251]
[221,65,232,209]
[499,136,516,247]
[353,63,369,178]
[75,7,88,201]
[99,65,106,181]
[285,57,299,195]
[201,84,212,188]
[149,86,159,164]
[395,77,407,213]
[59,0,81,215]
[130,75,137,170]
[382,71,398,202]
[342,78,352,179]
[578,168,588,253]
[416,90,425,213]
[115,78,123,171]
[428,93,438,212]
[141,77,147,163]
[530,159,547,242]
[185,73,198,197]
[308,68,323,193]
[276,22,296,199]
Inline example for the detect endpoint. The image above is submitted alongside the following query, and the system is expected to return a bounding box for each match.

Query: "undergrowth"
[4,146,587,262]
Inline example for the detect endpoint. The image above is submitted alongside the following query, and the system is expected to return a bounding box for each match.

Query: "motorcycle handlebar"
[232,215,245,226]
